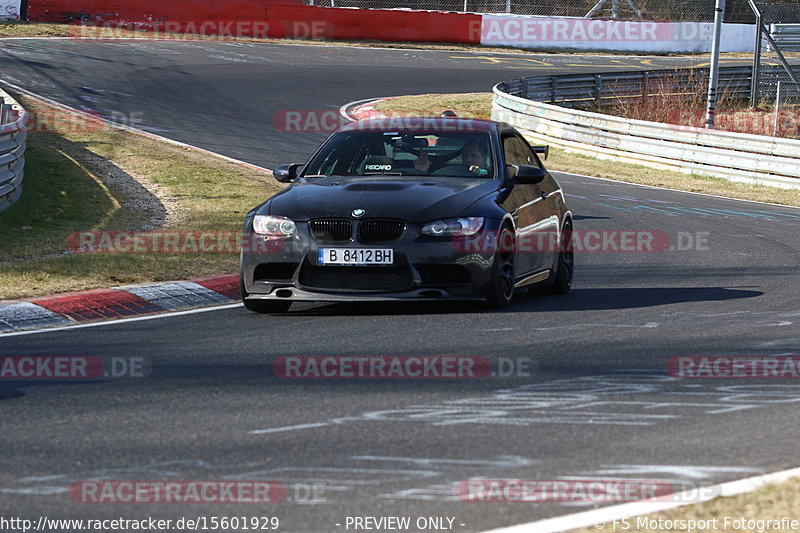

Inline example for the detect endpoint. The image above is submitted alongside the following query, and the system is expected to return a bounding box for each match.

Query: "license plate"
[318,248,394,265]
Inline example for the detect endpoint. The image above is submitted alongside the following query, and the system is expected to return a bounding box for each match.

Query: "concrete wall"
[24,1,755,52]
[1,0,20,20]
[26,0,482,44]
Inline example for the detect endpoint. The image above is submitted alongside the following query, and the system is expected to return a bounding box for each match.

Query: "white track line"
[1,303,243,338]
[1,36,723,59]
[0,78,272,173]
[482,466,800,533]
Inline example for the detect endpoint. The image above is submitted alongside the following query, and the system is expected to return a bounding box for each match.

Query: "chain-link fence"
[772,81,800,135]
[302,0,759,22]
[752,1,800,104]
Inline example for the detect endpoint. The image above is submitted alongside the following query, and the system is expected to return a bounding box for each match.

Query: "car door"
[498,132,557,274]
[520,137,564,273]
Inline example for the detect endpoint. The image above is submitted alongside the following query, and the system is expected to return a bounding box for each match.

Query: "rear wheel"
[240,275,292,313]
[542,221,573,294]
[485,227,516,309]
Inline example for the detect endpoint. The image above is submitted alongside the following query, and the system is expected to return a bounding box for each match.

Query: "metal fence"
[493,66,800,189]
[773,80,800,134]
[751,1,800,104]
[497,66,752,108]
[0,88,28,212]
[301,0,755,22]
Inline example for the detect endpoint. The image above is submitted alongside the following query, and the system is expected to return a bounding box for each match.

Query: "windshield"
[302,130,495,179]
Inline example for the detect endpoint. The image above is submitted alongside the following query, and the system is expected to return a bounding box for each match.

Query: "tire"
[485,226,516,309]
[240,275,292,313]
[542,221,573,294]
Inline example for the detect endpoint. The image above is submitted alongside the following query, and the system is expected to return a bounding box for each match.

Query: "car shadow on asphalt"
[277,286,762,316]
[527,286,763,312]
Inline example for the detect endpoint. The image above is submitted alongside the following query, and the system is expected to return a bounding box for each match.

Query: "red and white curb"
[339,97,391,122]
[481,466,800,533]
[0,275,239,334]
[0,82,268,335]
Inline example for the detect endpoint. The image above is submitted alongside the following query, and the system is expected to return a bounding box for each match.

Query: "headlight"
[253,215,296,237]
[421,217,484,237]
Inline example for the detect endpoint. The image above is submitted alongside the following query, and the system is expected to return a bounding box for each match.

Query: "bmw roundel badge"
[351,209,366,218]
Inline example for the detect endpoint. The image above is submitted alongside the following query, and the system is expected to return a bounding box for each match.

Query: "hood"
[263,175,498,222]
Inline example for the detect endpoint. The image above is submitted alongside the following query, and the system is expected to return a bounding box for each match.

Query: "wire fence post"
[705,0,725,129]
[750,7,762,105]
[773,81,783,136]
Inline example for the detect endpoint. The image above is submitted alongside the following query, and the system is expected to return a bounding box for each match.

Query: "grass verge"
[374,93,800,207]
[571,477,800,532]
[0,94,281,300]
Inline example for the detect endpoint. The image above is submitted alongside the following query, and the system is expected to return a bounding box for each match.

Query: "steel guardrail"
[0,87,28,211]
[497,66,753,107]
[493,66,800,189]
[771,23,800,47]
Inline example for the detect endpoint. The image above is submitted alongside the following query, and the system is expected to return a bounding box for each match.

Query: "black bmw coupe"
[240,116,573,312]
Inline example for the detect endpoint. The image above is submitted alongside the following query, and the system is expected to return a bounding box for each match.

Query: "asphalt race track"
[2,40,800,532]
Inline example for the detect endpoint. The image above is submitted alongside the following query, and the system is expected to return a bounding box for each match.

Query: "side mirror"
[509,165,546,185]
[531,145,550,160]
[273,163,303,183]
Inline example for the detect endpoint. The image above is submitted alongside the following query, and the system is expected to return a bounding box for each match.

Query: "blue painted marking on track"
[597,203,679,215]
[750,209,800,219]
[597,201,800,220]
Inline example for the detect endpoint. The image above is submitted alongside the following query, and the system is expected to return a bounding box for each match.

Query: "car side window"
[517,135,546,169]
[502,135,536,168]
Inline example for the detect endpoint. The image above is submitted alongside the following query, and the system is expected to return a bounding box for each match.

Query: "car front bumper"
[240,219,503,303]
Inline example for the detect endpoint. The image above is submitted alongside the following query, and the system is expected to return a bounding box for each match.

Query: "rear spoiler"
[531,145,550,160]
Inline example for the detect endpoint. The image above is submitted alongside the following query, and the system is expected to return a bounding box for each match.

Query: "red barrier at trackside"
[27,0,482,44]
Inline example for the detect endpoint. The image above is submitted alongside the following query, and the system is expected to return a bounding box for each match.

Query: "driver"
[462,140,488,171]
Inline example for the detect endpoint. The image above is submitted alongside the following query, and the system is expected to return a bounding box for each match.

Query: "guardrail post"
[750,3,762,104]
[520,77,528,100]
[642,71,649,103]
[550,76,557,104]
[593,75,602,105]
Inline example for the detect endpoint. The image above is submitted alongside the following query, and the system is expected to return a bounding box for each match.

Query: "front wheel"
[485,227,516,309]
[240,276,292,313]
